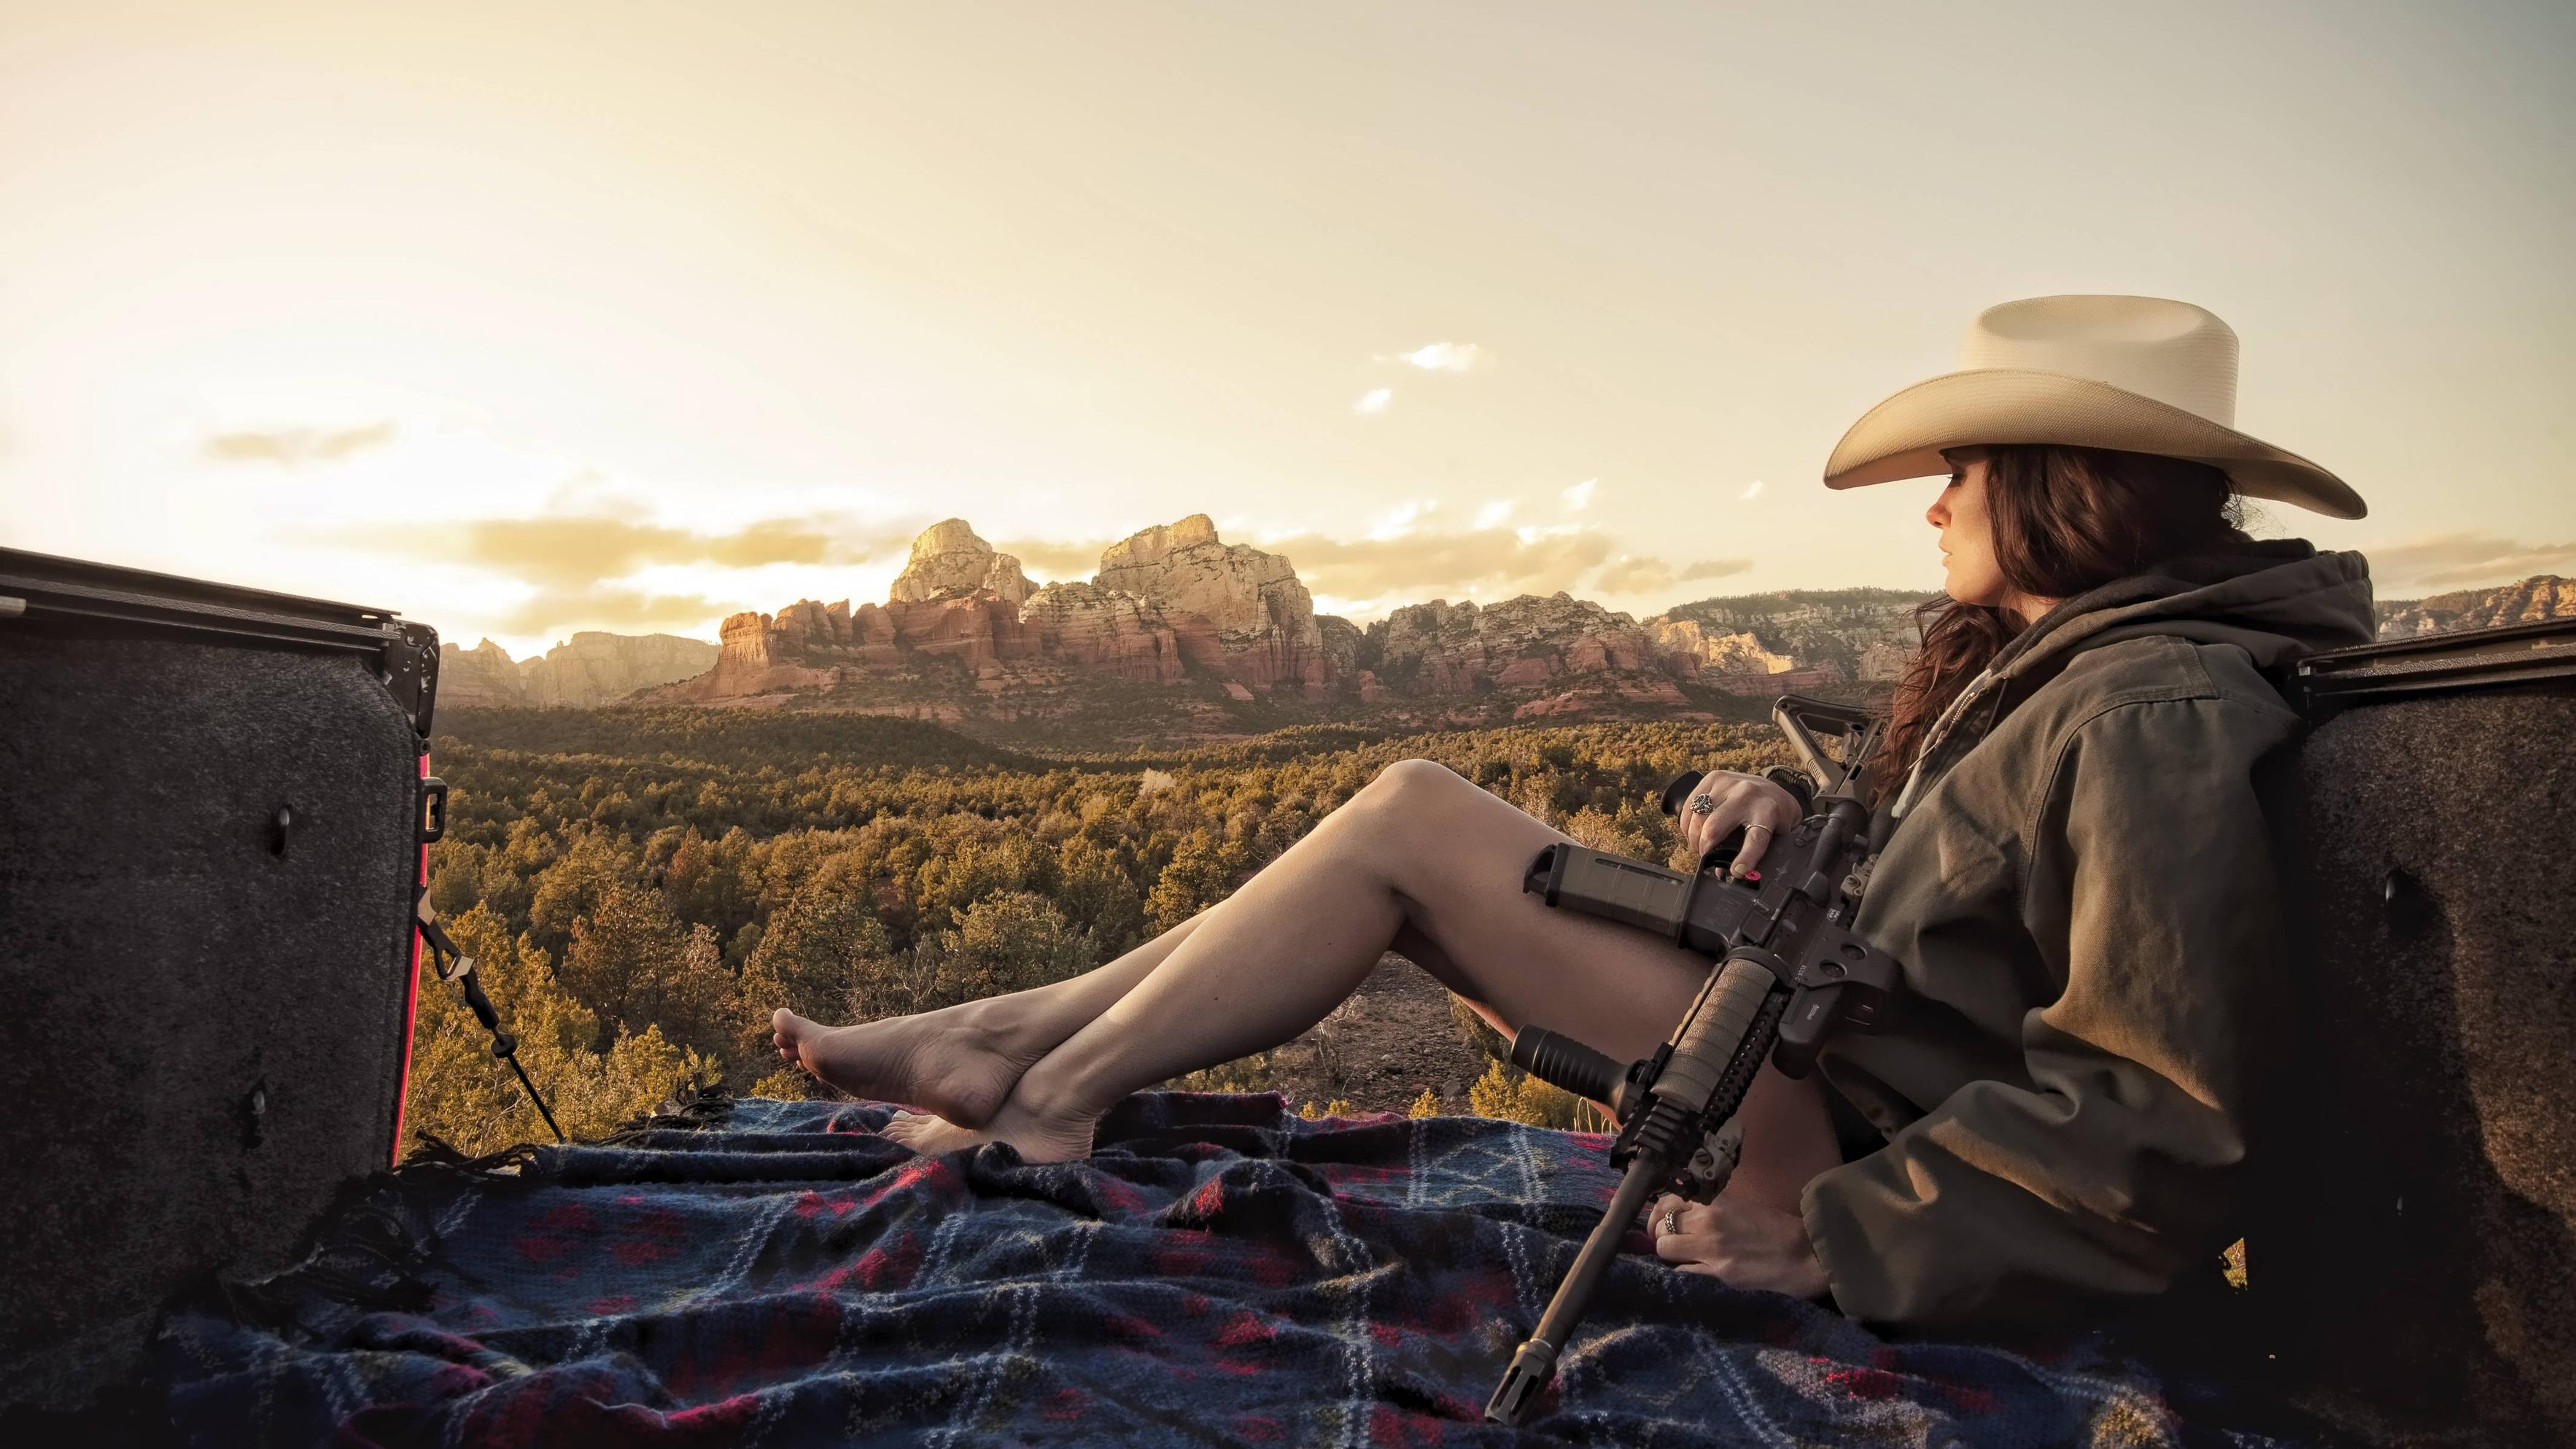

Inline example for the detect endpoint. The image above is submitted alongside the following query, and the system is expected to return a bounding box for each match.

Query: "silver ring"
[1688,795,1717,816]
[1744,823,1773,836]
[1658,1210,1680,1236]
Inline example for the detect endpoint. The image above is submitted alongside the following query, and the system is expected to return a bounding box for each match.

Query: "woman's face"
[1928,448,2053,623]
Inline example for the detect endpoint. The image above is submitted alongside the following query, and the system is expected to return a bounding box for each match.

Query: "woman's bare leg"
[772,915,1208,1127]
[868,759,1842,1205]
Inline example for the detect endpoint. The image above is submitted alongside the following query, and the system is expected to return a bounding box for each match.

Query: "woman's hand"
[1646,1191,1829,1300]
[1674,771,1801,878]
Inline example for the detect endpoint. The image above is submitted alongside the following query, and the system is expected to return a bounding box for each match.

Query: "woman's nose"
[1925,498,1946,527]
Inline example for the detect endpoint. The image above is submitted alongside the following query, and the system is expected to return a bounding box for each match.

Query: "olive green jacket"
[1802,540,2375,1330]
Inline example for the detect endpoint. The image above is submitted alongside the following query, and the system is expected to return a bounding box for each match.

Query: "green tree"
[559,883,729,1058]
[1146,831,1233,931]
[402,906,715,1155]
[927,890,1093,1006]
[527,829,643,956]
[734,877,893,1055]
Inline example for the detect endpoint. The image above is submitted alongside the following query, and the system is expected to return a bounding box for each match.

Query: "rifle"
[1484,694,1908,1426]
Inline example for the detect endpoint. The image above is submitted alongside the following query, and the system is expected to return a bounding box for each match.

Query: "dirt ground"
[1252,955,1506,1116]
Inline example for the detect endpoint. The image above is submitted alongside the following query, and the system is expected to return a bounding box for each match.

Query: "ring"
[1745,823,1772,836]
[1658,1210,1680,1236]
[1688,795,1716,815]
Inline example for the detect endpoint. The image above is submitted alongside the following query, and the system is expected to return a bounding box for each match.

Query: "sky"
[3,1,2570,659]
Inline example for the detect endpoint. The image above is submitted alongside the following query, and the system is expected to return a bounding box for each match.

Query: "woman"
[772,295,2378,1331]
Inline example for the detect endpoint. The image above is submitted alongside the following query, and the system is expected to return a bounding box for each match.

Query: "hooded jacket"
[1800,538,2376,1329]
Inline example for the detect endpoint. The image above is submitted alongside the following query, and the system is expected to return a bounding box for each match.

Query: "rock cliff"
[1646,588,1922,680]
[519,632,723,707]
[2378,575,2573,637]
[663,590,1043,702]
[1094,515,1328,695]
[1020,582,1186,683]
[1365,593,1654,695]
[889,519,1033,606]
[436,633,719,708]
[436,639,528,707]
[1645,618,1796,680]
[656,515,1338,707]
[634,520,1914,720]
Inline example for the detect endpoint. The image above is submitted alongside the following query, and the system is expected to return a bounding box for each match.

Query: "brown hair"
[1871,445,2252,804]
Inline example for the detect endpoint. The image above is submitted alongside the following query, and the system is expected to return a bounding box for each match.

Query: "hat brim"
[1823,368,2366,520]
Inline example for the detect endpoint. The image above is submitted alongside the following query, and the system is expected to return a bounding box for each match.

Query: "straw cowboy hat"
[1823,295,2366,518]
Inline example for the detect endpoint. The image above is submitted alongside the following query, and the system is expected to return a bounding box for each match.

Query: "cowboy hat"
[1823,295,2366,518]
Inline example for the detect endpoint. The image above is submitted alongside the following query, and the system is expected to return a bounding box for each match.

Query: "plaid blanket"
[158,1093,2303,1446]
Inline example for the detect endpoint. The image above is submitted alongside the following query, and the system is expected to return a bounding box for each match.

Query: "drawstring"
[1889,668,1999,820]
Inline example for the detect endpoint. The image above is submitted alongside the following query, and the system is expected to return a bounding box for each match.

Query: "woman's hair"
[1871,444,2252,805]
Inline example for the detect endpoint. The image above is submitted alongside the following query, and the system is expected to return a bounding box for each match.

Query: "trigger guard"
[1696,825,1750,876]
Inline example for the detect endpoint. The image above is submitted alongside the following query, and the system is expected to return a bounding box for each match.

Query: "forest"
[403,706,1799,1154]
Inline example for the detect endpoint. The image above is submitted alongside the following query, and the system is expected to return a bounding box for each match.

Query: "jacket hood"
[1990,537,2376,685]
[1885,540,2375,820]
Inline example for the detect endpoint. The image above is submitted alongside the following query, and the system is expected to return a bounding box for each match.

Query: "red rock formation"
[1366,593,1653,697]
[1647,618,1794,681]
[659,608,837,700]
[1094,515,1328,696]
[1020,583,1186,683]
[890,518,1033,605]
[885,592,1036,673]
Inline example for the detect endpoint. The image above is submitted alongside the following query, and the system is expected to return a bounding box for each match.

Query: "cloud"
[1262,525,1621,603]
[1473,500,1516,530]
[490,587,742,636]
[336,507,915,592]
[329,505,926,643]
[1594,554,1756,595]
[1354,387,1392,415]
[204,421,398,465]
[2367,532,2576,594]
[1741,479,1765,500]
[1561,478,1597,511]
[1680,558,1754,582]
[1367,499,1440,540]
[436,513,909,590]
[1593,556,1676,594]
[1378,341,1483,372]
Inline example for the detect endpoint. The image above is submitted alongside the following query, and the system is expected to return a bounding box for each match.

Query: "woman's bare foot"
[770,1006,1040,1129]
[880,1092,1099,1164]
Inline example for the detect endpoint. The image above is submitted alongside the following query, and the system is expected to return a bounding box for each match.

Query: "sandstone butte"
[634,515,1836,710]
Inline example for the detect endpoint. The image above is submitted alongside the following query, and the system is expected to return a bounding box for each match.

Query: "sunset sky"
[4,1,2570,659]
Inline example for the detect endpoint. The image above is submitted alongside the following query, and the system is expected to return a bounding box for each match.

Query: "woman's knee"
[1324,758,1471,851]
[1356,758,1475,818]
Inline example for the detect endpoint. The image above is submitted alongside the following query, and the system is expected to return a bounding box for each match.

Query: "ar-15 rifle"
[1485,694,1907,1426]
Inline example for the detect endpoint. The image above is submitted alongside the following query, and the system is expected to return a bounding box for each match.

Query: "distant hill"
[1650,587,1927,683]
[2377,575,2572,637]
[440,632,718,709]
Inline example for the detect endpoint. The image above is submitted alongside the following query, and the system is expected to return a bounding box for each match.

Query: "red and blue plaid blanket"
[158,1092,2305,1446]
